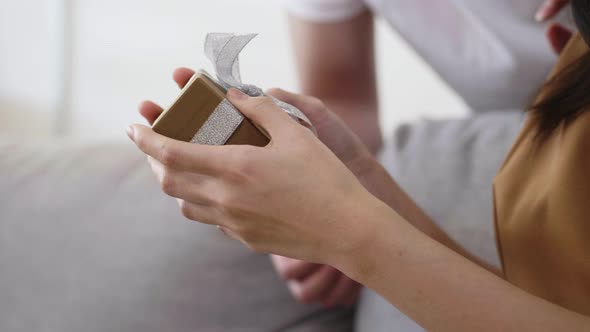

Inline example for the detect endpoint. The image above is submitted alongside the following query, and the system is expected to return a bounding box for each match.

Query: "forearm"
[355,159,501,274]
[334,198,589,331]
[289,12,382,153]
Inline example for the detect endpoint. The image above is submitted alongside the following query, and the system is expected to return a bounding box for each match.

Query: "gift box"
[152,70,270,147]
[152,33,313,147]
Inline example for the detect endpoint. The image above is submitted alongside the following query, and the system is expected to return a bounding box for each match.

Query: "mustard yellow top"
[494,34,590,316]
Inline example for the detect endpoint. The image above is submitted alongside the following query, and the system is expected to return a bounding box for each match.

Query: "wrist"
[346,153,380,183]
[351,156,406,211]
[330,192,403,284]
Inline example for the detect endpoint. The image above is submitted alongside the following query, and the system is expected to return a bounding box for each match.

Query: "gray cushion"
[0,139,353,332]
[356,111,525,332]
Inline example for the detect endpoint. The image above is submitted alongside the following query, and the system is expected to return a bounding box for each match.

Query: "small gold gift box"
[152,71,270,147]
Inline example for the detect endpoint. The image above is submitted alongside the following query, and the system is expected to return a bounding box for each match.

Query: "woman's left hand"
[128,88,379,264]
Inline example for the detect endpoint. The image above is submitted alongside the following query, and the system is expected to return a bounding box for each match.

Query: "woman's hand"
[129,87,380,265]
[265,89,373,178]
[264,89,378,308]
[139,68,374,184]
[139,68,371,308]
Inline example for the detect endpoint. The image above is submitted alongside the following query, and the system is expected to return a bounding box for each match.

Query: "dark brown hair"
[530,0,590,140]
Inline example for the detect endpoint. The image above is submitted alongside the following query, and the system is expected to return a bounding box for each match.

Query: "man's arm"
[288,11,381,153]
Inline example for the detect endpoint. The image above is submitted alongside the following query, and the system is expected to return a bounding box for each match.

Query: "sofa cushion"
[356,111,525,332]
[0,139,353,332]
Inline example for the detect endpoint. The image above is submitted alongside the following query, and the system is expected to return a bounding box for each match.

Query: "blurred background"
[0,0,468,142]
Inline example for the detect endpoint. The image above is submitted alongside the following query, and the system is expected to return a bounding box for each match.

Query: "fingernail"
[126,126,135,141]
[228,88,248,100]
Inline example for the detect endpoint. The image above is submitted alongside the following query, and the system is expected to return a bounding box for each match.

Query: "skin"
[129,82,589,331]
[268,0,574,309]
[140,68,364,308]
[139,67,497,308]
[288,10,379,154]
[137,1,577,311]
[269,10,379,307]
[537,0,575,54]
[536,0,570,22]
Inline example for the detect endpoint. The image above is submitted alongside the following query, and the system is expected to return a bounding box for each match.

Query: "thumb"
[266,88,329,125]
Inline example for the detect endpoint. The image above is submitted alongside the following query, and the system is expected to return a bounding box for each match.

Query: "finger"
[536,0,569,22]
[265,88,362,154]
[265,88,327,123]
[147,156,216,204]
[227,89,298,139]
[322,275,361,308]
[272,256,321,281]
[173,67,196,89]
[218,226,241,241]
[547,23,574,54]
[177,199,220,226]
[265,88,303,108]
[128,124,230,173]
[139,100,164,125]
[288,266,341,304]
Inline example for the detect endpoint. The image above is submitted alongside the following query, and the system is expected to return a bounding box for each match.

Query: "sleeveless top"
[493,34,590,316]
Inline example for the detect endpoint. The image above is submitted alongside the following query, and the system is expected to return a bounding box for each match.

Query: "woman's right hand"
[138,68,376,308]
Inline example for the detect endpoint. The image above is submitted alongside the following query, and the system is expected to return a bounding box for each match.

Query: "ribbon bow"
[204,33,314,131]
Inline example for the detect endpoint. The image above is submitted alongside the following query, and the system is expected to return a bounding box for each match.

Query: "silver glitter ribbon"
[191,33,315,145]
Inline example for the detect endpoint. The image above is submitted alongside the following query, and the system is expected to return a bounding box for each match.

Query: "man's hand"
[547,23,574,54]
[535,0,574,55]
[264,89,372,308]
[139,68,195,125]
[536,0,569,22]
[271,256,361,308]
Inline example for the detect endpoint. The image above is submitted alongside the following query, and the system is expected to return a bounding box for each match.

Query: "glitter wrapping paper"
[202,33,315,144]
[190,99,245,145]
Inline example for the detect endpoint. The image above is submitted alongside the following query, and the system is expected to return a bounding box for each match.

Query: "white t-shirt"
[280,0,572,112]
